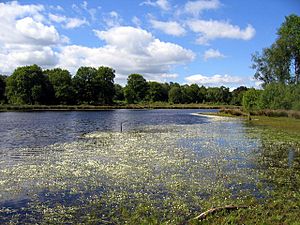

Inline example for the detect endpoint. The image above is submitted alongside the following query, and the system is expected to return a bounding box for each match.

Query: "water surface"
[0,109,298,224]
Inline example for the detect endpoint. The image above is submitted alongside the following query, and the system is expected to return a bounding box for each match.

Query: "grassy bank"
[219,108,300,119]
[0,103,237,112]
[201,108,300,138]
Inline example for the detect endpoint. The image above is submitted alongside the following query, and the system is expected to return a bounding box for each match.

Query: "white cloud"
[150,19,186,36]
[203,48,225,60]
[103,11,122,28]
[187,19,255,44]
[184,0,221,16]
[141,0,171,11]
[0,1,44,20]
[59,26,194,82]
[49,13,88,29]
[71,1,99,21]
[132,16,142,27]
[161,73,179,79]
[49,5,64,11]
[49,13,65,23]
[64,17,88,29]
[0,1,62,73]
[185,74,242,86]
[16,17,60,44]
[0,45,58,73]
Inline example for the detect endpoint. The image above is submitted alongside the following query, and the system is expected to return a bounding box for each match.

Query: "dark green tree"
[96,66,115,104]
[181,84,200,103]
[114,84,125,101]
[231,86,248,105]
[168,86,183,104]
[206,86,230,103]
[0,75,7,103]
[72,67,98,104]
[277,14,300,83]
[147,81,168,102]
[252,14,300,86]
[6,64,54,104]
[259,83,294,110]
[252,43,290,86]
[44,68,74,105]
[198,85,207,103]
[124,74,148,103]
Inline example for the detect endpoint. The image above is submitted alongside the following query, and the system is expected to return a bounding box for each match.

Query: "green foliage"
[44,68,74,105]
[181,84,201,103]
[259,83,300,110]
[206,86,231,104]
[124,74,148,103]
[290,83,300,110]
[96,66,115,104]
[114,84,124,101]
[6,65,54,104]
[72,67,98,104]
[230,86,248,105]
[242,88,261,112]
[259,83,290,109]
[0,75,7,103]
[168,86,183,104]
[147,81,168,102]
[252,14,300,86]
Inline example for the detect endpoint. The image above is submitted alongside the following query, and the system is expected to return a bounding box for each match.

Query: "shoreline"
[0,104,230,112]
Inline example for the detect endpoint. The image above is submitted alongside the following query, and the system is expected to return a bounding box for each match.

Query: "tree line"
[0,65,248,106]
[243,14,300,112]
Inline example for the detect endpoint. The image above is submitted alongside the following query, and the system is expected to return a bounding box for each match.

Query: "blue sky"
[0,0,299,88]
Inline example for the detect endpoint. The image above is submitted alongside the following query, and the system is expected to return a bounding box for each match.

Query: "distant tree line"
[243,14,300,112]
[0,65,248,106]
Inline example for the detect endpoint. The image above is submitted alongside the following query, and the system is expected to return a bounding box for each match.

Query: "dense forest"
[0,65,243,106]
[0,14,299,110]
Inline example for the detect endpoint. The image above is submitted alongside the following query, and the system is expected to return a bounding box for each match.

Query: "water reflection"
[0,109,214,150]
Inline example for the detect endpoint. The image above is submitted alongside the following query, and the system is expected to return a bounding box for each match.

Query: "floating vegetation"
[0,116,299,224]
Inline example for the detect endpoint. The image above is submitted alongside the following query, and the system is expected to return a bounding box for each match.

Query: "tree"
[114,84,125,101]
[72,67,98,104]
[252,14,300,86]
[44,68,74,104]
[0,75,7,103]
[206,86,230,103]
[277,14,300,83]
[6,65,54,104]
[242,88,261,119]
[147,81,168,102]
[96,66,115,104]
[181,84,200,103]
[198,85,207,103]
[252,43,290,86]
[168,86,183,104]
[124,74,148,103]
[231,86,248,105]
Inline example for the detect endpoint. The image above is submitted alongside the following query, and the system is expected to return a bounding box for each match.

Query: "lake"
[0,109,298,224]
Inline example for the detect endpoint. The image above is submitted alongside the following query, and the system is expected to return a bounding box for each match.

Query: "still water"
[0,109,297,224]
[0,109,215,150]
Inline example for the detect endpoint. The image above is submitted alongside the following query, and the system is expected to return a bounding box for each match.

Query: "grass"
[202,108,300,138]
[219,108,300,119]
